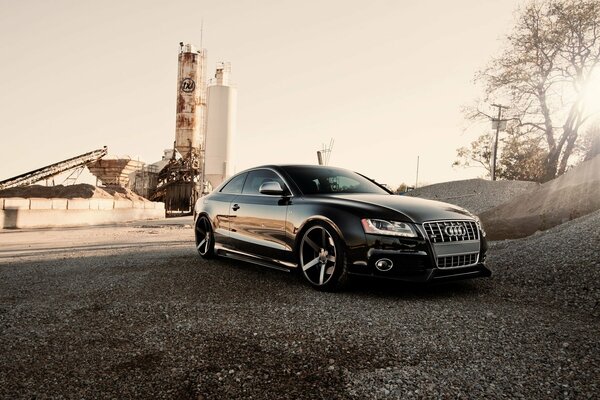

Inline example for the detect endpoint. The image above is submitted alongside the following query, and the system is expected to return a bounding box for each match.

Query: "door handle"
[232,204,240,211]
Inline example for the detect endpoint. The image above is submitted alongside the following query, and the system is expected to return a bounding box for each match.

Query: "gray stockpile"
[407,155,600,240]
[405,179,539,215]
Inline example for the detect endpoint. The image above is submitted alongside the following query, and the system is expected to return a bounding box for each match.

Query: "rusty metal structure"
[87,157,145,187]
[175,43,207,156]
[0,147,108,190]
[151,142,201,213]
[152,43,207,215]
[133,164,160,199]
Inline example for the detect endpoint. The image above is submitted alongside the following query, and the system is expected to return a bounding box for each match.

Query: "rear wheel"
[298,222,348,291]
[195,215,215,259]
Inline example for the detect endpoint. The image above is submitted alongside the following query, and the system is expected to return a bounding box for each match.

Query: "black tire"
[195,215,215,259]
[298,221,348,291]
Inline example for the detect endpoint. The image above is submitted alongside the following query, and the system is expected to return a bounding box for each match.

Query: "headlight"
[361,219,417,238]
[474,216,486,237]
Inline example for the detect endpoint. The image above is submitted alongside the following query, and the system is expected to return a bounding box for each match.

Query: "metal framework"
[0,147,108,190]
[150,145,201,215]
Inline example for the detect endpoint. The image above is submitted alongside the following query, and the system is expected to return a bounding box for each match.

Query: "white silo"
[204,62,237,190]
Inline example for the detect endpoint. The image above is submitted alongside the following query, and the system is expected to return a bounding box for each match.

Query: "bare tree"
[469,0,600,182]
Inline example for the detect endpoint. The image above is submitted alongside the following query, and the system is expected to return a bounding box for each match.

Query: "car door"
[229,169,292,262]
[208,172,247,248]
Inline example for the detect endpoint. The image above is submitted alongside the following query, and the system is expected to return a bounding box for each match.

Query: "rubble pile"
[0,184,150,202]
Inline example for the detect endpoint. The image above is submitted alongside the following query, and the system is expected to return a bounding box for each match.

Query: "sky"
[0,0,523,189]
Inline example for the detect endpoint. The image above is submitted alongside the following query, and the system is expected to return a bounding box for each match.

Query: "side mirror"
[259,181,285,195]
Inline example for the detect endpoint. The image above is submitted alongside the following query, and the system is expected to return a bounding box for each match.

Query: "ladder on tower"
[0,146,108,190]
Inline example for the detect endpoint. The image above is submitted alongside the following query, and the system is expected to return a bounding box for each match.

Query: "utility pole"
[491,103,508,181]
[316,138,334,166]
[415,155,420,189]
[317,151,323,165]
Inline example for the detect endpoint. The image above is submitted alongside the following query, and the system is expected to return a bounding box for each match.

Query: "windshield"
[282,166,390,195]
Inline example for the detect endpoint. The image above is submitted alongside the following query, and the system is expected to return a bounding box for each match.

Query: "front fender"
[286,199,369,263]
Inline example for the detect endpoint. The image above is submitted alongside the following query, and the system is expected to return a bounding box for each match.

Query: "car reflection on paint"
[194,165,490,291]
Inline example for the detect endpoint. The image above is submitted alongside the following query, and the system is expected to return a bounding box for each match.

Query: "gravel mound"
[481,155,600,240]
[487,210,600,314]
[0,184,149,201]
[405,179,539,214]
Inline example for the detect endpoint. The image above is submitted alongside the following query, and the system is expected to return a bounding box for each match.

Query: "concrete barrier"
[95,198,114,210]
[30,198,53,210]
[114,199,133,209]
[0,197,166,229]
[4,198,30,209]
[52,199,68,210]
[67,199,91,210]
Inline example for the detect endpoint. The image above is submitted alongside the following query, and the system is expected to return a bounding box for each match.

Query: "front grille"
[423,220,479,243]
[437,253,479,268]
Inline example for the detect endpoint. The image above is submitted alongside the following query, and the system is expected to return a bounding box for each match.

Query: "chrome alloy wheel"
[300,225,338,286]
[195,216,214,258]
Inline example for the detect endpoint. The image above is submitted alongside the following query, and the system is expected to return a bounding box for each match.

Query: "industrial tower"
[152,43,237,215]
[153,43,207,214]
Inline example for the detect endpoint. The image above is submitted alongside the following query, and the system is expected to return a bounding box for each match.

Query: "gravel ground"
[485,210,600,314]
[0,219,598,399]
[405,179,539,214]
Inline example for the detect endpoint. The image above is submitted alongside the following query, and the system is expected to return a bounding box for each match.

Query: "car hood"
[325,193,475,223]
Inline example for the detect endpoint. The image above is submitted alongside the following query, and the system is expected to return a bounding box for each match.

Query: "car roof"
[250,164,347,170]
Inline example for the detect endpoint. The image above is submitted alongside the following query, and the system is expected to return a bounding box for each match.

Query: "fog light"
[375,258,393,272]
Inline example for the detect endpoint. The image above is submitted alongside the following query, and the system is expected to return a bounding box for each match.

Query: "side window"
[220,173,247,194]
[242,169,286,195]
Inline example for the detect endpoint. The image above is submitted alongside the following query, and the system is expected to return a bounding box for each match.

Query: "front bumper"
[346,231,490,283]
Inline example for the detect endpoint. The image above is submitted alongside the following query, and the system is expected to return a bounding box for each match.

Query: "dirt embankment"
[480,155,600,240]
[0,184,150,202]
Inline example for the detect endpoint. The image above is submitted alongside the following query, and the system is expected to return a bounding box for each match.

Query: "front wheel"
[195,215,215,259]
[298,222,348,291]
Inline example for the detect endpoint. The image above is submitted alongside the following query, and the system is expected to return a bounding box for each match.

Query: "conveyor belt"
[0,146,108,190]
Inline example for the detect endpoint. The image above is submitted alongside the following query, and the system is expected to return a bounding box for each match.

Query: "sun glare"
[581,69,600,115]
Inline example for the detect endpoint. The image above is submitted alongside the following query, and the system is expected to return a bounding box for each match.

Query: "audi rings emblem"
[444,225,466,237]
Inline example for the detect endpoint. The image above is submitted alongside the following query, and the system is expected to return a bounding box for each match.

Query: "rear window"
[220,173,247,194]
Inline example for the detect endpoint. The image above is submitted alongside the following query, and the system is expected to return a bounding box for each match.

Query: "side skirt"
[214,244,296,273]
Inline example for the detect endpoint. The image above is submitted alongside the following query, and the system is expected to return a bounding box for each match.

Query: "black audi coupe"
[194,165,490,291]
